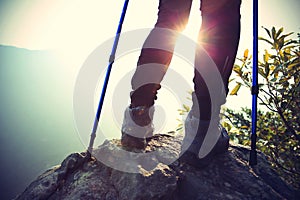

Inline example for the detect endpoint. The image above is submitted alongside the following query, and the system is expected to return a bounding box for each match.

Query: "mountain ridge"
[15,134,299,200]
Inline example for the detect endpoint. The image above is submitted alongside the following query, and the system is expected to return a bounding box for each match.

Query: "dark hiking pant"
[130,0,241,120]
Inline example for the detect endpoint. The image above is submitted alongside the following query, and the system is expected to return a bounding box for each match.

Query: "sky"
[0,0,298,68]
[0,0,299,73]
[0,0,299,50]
[0,0,299,144]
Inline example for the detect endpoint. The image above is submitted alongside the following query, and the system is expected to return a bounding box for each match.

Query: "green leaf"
[271,65,281,75]
[183,104,190,112]
[271,27,276,39]
[278,32,294,41]
[276,27,284,38]
[262,26,271,38]
[228,78,235,83]
[233,65,242,76]
[264,50,270,63]
[258,37,273,45]
[265,63,270,77]
[284,40,298,47]
[278,38,284,50]
[244,49,249,60]
[279,50,284,58]
[258,67,267,78]
[258,83,265,88]
[230,82,242,95]
[176,127,183,131]
[288,62,300,70]
[222,121,232,132]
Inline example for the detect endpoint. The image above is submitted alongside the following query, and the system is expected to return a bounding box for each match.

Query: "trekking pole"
[86,0,130,159]
[249,0,258,166]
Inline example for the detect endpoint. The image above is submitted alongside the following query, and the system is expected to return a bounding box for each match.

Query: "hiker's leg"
[122,0,192,149]
[181,0,241,164]
[194,0,241,120]
[130,0,193,108]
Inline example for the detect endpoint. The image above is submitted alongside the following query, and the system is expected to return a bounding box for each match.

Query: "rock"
[15,134,299,200]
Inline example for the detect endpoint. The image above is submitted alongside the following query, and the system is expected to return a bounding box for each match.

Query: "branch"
[277,110,300,145]
[257,96,278,112]
[269,147,300,176]
[286,79,300,108]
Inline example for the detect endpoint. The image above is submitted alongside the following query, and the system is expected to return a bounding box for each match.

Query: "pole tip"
[85,150,92,161]
[249,150,258,166]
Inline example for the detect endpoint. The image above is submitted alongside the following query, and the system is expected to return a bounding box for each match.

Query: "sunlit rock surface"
[16,134,299,200]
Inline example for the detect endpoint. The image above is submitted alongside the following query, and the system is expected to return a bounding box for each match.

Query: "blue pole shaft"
[87,0,130,155]
[250,0,258,166]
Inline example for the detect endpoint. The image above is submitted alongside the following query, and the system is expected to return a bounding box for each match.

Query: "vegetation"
[177,27,299,188]
[224,27,300,188]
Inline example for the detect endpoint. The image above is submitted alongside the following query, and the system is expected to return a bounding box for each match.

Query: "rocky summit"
[15,134,299,200]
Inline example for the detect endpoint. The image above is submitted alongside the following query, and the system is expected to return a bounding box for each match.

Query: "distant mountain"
[0,45,82,200]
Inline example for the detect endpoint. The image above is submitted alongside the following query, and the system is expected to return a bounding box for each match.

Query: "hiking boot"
[180,92,229,168]
[180,122,229,168]
[121,106,154,149]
